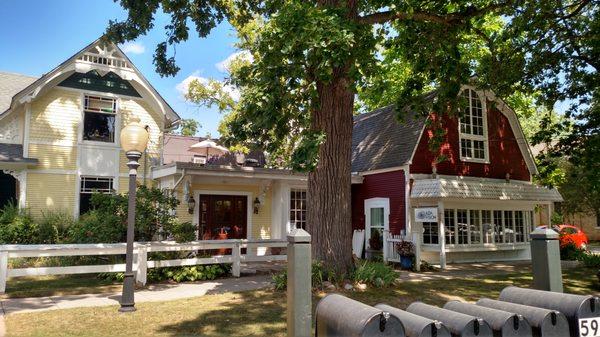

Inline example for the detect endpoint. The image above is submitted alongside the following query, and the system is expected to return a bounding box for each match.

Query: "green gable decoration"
[58,70,141,97]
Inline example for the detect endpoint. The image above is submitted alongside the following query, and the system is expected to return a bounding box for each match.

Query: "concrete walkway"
[0,274,273,316]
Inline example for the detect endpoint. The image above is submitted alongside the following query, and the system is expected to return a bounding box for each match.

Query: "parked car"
[538,224,589,250]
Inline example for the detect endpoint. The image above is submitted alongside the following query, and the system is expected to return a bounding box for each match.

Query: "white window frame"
[459,88,490,163]
[78,176,115,215]
[81,94,119,145]
[289,188,307,230]
[364,198,390,251]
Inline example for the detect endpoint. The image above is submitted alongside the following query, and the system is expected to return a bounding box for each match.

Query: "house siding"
[26,173,77,217]
[28,144,77,170]
[351,170,406,235]
[410,104,531,181]
[29,88,81,145]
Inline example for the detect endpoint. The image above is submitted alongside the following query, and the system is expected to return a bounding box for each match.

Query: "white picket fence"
[0,239,287,293]
[384,232,422,271]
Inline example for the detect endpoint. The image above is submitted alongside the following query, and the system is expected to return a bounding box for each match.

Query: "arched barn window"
[459,89,489,162]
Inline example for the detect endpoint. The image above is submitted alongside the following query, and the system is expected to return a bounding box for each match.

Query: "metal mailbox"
[376,304,451,337]
[499,286,600,336]
[407,302,493,337]
[444,301,532,337]
[476,298,569,337]
[315,294,406,337]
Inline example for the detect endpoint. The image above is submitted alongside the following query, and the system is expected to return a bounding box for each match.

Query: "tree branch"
[358,0,513,25]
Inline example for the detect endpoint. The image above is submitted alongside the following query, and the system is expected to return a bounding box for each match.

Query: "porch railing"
[0,239,287,293]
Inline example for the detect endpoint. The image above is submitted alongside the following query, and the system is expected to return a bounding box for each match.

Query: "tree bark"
[306,0,357,275]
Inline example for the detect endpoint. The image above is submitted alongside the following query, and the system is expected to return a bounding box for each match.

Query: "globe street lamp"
[119,117,149,313]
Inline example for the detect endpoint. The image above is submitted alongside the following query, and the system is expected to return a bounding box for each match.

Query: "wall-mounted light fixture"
[187,195,196,214]
[253,197,261,214]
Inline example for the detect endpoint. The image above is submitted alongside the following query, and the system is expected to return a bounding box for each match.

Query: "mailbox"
[407,302,493,337]
[499,286,600,336]
[315,294,406,337]
[376,304,451,337]
[444,301,532,337]
[476,298,569,337]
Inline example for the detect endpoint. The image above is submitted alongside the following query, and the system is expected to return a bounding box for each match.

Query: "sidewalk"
[0,274,273,316]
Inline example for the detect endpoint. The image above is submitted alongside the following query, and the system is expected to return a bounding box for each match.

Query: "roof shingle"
[351,106,426,172]
[0,72,38,114]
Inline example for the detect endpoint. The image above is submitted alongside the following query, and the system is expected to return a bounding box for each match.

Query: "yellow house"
[0,38,180,218]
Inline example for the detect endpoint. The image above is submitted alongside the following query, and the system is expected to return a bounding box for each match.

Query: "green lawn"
[2,274,123,299]
[5,267,599,337]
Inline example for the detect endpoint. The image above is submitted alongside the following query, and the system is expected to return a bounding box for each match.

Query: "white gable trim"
[482,90,538,176]
[2,38,180,125]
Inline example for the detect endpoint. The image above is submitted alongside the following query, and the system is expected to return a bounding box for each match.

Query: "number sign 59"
[580,318,600,337]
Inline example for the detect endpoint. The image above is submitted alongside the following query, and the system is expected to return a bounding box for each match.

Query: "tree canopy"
[106,0,598,272]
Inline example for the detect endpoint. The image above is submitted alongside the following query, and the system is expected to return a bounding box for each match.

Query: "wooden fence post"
[0,251,7,293]
[232,241,241,278]
[135,246,148,286]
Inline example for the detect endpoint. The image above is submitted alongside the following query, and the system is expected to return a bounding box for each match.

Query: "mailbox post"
[530,227,563,292]
[287,228,312,337]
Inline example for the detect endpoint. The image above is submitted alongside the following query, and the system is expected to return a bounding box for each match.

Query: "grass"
[5,267,600,337]
[2,274,123,299]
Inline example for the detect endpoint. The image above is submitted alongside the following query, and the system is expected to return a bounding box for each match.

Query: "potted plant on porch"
[396,240,415,270]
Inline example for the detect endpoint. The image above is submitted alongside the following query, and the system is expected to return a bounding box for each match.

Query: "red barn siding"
[410,104,531,181]
[352,170,406,235]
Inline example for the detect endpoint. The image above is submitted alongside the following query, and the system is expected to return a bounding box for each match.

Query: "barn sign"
[414,207,438,222]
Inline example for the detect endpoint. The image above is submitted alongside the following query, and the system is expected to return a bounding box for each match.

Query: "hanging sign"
[414,207,438,222]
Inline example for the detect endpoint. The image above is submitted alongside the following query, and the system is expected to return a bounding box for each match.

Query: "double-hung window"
[459,89,488,162]
[83,95,117,143]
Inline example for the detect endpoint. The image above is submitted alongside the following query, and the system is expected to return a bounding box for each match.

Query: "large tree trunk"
[307,73,355,274]
[305,0,357,275]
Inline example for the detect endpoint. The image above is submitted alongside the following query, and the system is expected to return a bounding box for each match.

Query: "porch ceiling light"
[120,117,149,154]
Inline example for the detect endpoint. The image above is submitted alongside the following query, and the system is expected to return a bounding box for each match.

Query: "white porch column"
[270,181,285,240]
[547,202,553,225]
[438,201,446,269]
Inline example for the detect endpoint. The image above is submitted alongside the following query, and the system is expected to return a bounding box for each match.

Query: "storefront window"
[421,207,533,246]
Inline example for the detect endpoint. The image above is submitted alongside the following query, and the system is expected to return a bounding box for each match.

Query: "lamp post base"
[118,305,137,313]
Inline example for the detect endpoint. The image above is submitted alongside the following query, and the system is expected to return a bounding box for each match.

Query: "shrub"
[83,185,180,242]
[579,253,600,268]
[272,270,287,290]
[38,211,76,244]
[351,260,398,287]
[103,264,231,283]
[68,211,125,243]
[0,205,39,244]
[171,221,196,243]
[560,242,586,261]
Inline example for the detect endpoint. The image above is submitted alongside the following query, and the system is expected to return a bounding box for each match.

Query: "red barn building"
[351,87,562,267]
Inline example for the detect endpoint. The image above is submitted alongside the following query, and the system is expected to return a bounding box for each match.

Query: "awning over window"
[410,178,563,202]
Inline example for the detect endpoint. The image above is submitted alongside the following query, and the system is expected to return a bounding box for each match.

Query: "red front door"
[199,195,248,239]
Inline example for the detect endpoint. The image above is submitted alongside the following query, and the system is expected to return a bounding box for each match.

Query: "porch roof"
[152,161,307,181]
[0,144,38,168]
[410,178,563,202]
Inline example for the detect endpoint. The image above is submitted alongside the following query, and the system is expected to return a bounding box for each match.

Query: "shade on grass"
[6,268,599,337]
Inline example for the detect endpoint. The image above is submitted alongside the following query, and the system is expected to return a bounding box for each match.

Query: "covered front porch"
[408,177,563,268]
[153,162,308,248]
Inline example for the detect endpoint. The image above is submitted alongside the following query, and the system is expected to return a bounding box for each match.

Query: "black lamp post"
[119,117,149,313]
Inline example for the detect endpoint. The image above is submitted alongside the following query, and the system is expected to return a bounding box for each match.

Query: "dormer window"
[459,89,488,162]
[83,95,117,143]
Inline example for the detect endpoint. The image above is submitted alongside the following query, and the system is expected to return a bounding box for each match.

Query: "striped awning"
[410,178,563,202]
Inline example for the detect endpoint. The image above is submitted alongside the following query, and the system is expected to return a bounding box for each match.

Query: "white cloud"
[215,50,253,73]
[119,42,145,55]
[176,71,208,95]
[176,71,240,101]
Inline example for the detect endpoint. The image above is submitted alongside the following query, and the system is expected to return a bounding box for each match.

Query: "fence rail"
[0,239,288,293]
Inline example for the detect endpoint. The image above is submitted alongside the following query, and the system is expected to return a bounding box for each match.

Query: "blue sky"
[0,0,238,137]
